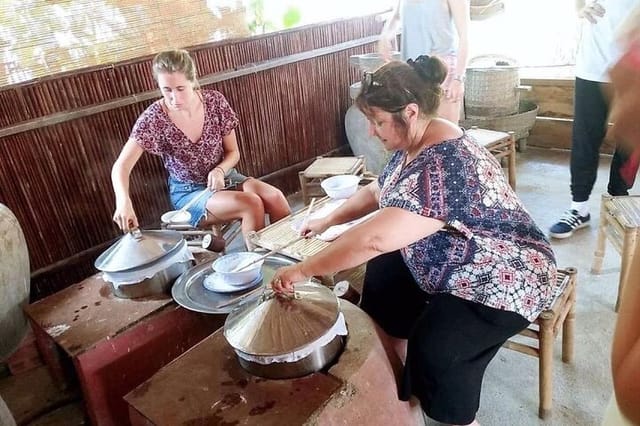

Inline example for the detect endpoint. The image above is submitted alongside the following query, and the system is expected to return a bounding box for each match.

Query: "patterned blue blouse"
[378,133,557,322]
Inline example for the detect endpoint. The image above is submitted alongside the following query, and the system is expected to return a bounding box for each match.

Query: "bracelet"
[214,166,225,176]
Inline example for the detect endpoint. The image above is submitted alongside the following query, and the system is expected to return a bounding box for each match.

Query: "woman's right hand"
[113,200,139,232]
[207,168,226,191]
[300,217,331,238]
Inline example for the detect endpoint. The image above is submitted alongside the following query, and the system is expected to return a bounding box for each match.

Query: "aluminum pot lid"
[94,229,184,273]
[223,282,340,357]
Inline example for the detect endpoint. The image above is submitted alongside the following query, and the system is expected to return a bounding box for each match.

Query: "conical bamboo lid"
[94,229,183,273]
[223,283,340,356]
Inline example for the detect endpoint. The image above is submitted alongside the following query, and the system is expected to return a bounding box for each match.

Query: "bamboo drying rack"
[249,197,334,261]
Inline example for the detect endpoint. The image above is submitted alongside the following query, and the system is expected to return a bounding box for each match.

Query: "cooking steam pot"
[223,282,347,379]
[94,229,194,298]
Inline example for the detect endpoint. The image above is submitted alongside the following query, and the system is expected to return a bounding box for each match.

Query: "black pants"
[361,251,530,425]
[570,77,630,201]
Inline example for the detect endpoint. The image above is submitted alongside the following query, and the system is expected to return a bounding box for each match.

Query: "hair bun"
[407,55,447,86]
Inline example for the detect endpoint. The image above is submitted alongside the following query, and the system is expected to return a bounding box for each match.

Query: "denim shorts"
[168,168,248,227]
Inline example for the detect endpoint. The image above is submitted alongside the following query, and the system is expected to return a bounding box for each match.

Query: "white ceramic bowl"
[211,252,264,286]
[161,210,192,225]
[321,175,361,199]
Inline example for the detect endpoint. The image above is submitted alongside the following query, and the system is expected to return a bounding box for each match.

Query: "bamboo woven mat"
[303,157,365,178]
[250,197,334,260]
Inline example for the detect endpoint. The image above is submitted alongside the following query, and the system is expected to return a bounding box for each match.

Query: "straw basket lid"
[94,229,184,273]
[470,0,505,21]
[467,54,518,70]
[224,283,340,357]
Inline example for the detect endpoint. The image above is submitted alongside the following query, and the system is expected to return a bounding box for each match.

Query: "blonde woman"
[112,49,290,246]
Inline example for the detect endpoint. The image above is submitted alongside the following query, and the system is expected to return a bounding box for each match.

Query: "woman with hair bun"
[270,57,556,425]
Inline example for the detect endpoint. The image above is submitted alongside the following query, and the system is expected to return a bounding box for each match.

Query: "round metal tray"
[171,253,297,314]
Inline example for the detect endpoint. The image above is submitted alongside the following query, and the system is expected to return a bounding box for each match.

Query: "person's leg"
[402,294,529,426]
[570,77,609,203]
[609,148,633,195]
[608,86,633,195]
[203,191,265,247]
[361,251,430,421]
[361,251,429,341]
[437,55,462,124]
[550,77,608,238]
[599,80,634,195]
[240,178,291,223]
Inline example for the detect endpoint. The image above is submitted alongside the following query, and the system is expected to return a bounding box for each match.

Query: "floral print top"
[131,90,239,184]
[378,133,557,322]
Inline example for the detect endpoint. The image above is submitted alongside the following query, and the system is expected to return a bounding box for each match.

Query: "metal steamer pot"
[94,229,194,298]
[223,282,347,379]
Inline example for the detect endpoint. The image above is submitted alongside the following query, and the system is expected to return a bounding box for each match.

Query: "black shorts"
[360,251,530,425]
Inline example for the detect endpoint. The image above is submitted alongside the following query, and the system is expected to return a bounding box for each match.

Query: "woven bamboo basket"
[464,55,520,118]
[460,100,539,141]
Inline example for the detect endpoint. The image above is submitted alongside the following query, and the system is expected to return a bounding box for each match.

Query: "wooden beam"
[528,116,615,153]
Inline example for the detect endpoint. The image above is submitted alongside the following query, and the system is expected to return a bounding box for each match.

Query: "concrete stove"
[125,300,421,425]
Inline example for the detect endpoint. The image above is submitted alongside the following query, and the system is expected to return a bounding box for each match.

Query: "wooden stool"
[299,156,366,205]
[503,267,577,419]
[591,194,640,311]
[466,127,517,190]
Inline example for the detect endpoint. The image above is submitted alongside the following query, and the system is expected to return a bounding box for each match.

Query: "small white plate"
[203,272,263,293]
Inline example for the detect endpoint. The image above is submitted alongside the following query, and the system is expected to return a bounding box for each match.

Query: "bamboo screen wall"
[0,15,382,300]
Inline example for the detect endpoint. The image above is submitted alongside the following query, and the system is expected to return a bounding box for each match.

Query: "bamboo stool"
[299,156,366,205]
[591,194,640,311]
[503,267,577,419]
[466,127,517,190]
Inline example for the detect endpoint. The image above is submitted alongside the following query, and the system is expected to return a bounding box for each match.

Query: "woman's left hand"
[271,264,308,293]
[445,79,464,102]
[207,168,226,191]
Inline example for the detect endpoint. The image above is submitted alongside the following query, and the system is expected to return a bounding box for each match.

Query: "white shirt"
[576,0,640,82]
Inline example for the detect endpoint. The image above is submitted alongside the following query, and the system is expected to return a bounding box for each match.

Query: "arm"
[611,253,640,423]
[449,0,470,80]
[446,0,470,101]
[378,0,402,58]
[208,129,241,190]
[111,138,145,231]
[272,206,445,291]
